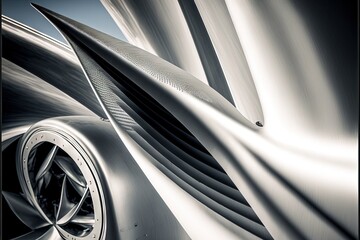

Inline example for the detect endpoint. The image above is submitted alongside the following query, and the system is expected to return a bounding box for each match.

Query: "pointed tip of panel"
[31,3,70,39]
[31,3,57,19]
[30,3,260,129]
[31,3,54,20]
[30,3,80,41]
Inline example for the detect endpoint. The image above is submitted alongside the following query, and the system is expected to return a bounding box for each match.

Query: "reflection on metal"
[1,16,105,132]
[1,14,189,240]
[101,0,264,125]
[28,4,357,240]
[1,1,358,240]
[3,116,190,239]
[32,4,272,239]
[13,126,102,239]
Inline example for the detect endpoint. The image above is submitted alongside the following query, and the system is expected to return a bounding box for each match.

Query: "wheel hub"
[18,129,103,239]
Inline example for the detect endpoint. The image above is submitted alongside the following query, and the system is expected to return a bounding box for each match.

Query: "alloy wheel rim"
[17,129,104,239]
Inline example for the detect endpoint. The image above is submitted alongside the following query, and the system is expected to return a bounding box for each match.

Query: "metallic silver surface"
[2,15,189,239]
[33,4,357,240]
[100,0,208,85]
[2,1,358,240]
[101,0,264,125]
[3,116,190,239]
[16,125,103,240]
[33,4,272,238]
[2,16,105,132]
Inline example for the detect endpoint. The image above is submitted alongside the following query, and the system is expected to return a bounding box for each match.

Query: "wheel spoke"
[57,187,89,225]
[35,171,52,196]
[71,214,95,226]
[35,145,58,182]
[11,128,100,239]
[68,176,87,196]
[34,177,44,196]
[54,156,86,188]
[56,176,75,220]
[2,191,50,229]
[13,226,62,240]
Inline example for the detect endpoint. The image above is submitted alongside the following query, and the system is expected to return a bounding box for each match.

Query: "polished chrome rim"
[17,129,103,239]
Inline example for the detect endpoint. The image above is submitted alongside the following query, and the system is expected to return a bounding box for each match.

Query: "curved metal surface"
[31,5,272,239]
[100,0,264,125]
[1,1,358,240]
[16,128,101,239]
[99,0,208,85]
[1,57,94,131]
[1,17,192,235]
[2,15,106,128]
[2,116,190,240]
[31,4,358,240]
